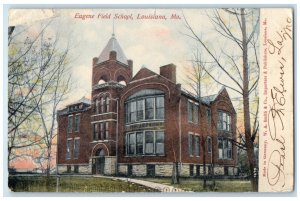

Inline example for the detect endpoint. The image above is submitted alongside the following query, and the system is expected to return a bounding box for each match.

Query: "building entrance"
[92,149,105,175]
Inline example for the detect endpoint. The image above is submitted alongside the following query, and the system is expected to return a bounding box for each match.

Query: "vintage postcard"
[6,7,294,194]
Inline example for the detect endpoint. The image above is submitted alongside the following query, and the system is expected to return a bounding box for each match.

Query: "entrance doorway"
[92,149,105,175]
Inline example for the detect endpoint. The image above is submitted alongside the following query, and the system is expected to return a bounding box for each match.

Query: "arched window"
[98,75,108,85]
[118,80,127,86]
[98,79,106,84]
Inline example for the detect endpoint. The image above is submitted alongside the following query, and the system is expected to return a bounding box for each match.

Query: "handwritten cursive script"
[266,17,292,189]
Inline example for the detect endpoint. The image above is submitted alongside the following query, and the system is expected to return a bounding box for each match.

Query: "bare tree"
[182,8,260,191]
[8,20,73,180]
[184,48,212,189]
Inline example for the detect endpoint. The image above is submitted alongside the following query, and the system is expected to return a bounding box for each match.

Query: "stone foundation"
[57,164,90,174]
[104,156,116,175]
[155,164,173,177]
[118,164,128,175]
[132,164,147,176]
[114,163,237,177]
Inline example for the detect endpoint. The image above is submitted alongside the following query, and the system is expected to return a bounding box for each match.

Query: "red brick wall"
[57,108,92,165]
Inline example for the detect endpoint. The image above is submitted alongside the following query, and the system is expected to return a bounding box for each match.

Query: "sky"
[9,9,233,109]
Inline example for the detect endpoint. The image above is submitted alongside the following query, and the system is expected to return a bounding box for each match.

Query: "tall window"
[93,124,98,141]
[95,99,99,113]
[155,96,164,119]
[66,139,72,159]
[145,98,154,120]
[155,131,165,154]
[68,116,73,133]
[130,101,136,122]
[129,133,136,155]
[105,122,109,139]
[194,135,200,157]
[136,132,143,155]
[188,133,193,156]
[207,109,211,126]
[74,139,80,159]
[217,111,231,131]
[74,115,80,132]
[145,131,154,154]
[218,138,232,159]
[105,96,109,112]
[100,123,104,140]
[126,130,165,156]
[188,101,193,122]
[207,136,212,153]
[100,97,104,113]
[188,100,199,124]
[136,99,144,121]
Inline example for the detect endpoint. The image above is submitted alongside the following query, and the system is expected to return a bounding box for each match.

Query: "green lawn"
[139,177,253,192]
[9,176,158,192]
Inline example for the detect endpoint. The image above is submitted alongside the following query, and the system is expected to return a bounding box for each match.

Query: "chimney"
[160,63,176,83]
[93,57,98,66]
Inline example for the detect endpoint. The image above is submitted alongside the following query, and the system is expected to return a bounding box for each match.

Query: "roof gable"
[130,67,157,82]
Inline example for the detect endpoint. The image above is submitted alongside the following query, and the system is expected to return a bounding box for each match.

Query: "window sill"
[90,140,109,143]
[125,154,165,157]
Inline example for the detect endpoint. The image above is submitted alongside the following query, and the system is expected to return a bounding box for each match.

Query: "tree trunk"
[241,8,258,191]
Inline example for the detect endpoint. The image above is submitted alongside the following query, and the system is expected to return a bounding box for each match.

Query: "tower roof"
[97,34,128,65]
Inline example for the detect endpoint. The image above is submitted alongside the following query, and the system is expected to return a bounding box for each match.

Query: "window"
[74,115,80,132]
[126,131,165,156]
[105,122,109,139]
[74,139,80,159]
[136,99,144,121]
[188,101,193,122]
[125,89,164,124]
[130,101,136,122]
[136,132,143,155]
[207,137,212,153]
[105,96,109,112]
[194,135,200,157]
[194,104,199,124]
[207,109,211,126]
[93,124,98,141]
[68,116,73,133]
[95,99,99,113]
[145,98,154,120]
[217,111,231,131]
[218,138,233,159]
[145,131,154,154]
[188,133,193,156]
[100,123,104,140]
[188,100,199,124]
[155,96,164,119]
[128,133,135,155]
[155,131,165,154]
[66,139,72,159]
[100,97,104,113]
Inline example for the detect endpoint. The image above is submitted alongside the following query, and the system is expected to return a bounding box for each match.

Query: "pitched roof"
[181,86,226,105]
[66,96,91,106]
[97,34,128,65]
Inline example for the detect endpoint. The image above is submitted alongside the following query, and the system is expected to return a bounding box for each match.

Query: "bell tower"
[90,33,132,175]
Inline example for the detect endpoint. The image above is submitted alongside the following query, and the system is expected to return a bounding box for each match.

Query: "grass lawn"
[9,176,158,192]
[140,177,253,192]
